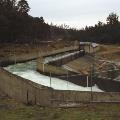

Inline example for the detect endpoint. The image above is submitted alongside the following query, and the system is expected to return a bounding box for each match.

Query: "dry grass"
[0,41,78,63]
[0,91,120,120]
[97,45,120,62]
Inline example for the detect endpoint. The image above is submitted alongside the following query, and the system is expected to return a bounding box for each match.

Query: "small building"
[79,42,99,53]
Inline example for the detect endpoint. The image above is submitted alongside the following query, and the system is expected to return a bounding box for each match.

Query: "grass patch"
[0,94,120,120]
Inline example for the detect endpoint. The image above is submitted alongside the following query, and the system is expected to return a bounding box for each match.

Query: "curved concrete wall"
[0,68,52,106]
[0,68,120,107]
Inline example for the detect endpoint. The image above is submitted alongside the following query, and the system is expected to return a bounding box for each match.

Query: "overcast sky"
[28,0,120,29]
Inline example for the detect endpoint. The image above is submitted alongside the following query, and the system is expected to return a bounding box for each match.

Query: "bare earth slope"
[97,45,120,62]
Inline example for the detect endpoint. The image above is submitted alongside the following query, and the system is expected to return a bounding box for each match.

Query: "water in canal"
[4,60,103,92]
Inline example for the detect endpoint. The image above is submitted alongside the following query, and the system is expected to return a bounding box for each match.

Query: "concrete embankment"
[37,58,67,76]
[37,50,84,76]
[0,46,79,67]
[1,68,120,107]
[37,53,120,91]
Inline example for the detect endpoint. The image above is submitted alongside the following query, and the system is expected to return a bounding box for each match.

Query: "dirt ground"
[65,44,120,75]
[0,43,61,66]
[0,41,76,65]
[96,44,120,62]
[0,40,73,57]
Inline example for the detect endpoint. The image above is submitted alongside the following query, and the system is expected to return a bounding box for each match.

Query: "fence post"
[43,63,44,72]
[50,72,52,88]
[87,75,89,87]
[67,70,69,90]
[90,65,93,101]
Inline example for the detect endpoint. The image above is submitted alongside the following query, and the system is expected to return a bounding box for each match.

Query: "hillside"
[97,44,120,62]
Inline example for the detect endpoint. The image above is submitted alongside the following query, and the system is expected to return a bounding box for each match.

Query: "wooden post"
[87,75,89,87]
[14,49,16,71]
[43,63,44,72]
[90,65,93,101]
[67,70,69,90]
[50,72,52,87]
[89,44,90,53]
[14,54,16,65]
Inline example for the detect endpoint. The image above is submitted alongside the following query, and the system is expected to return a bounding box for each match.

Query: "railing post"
[50,72,52,88]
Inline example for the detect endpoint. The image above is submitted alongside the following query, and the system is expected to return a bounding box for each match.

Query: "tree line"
[44,12,120,44]
[0,0,120,44]
[0,0,50,43]
[66,12,120,44]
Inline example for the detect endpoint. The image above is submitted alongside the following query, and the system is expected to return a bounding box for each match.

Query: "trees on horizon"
[0,0,120,44]
[67,12,120,44]
[0,0,51,43]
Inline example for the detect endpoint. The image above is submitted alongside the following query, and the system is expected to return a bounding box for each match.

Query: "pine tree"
[17,0,30,14]
[106,12,119,25]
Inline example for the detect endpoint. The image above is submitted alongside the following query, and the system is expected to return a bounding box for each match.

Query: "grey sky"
[28,0,120,29]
